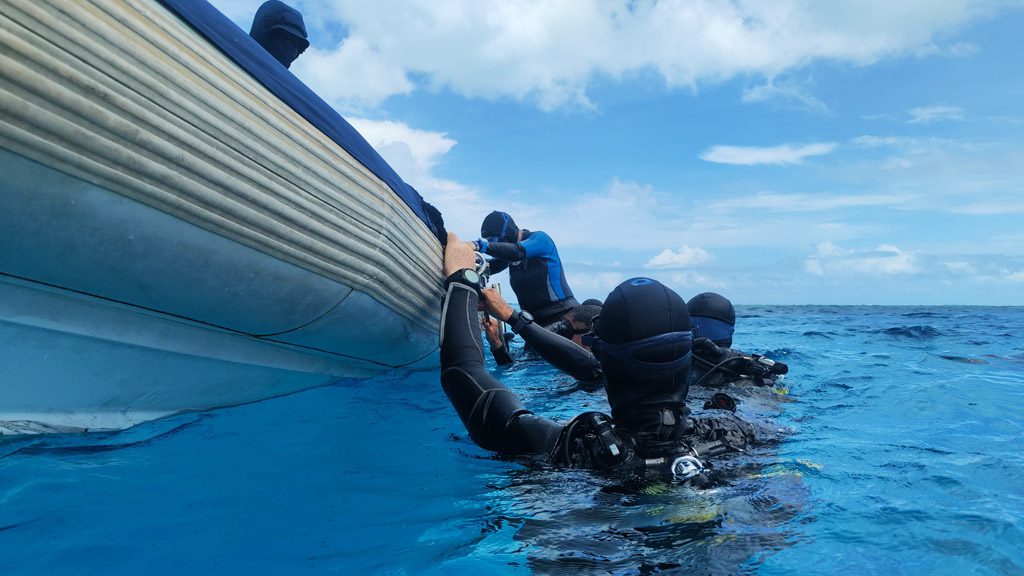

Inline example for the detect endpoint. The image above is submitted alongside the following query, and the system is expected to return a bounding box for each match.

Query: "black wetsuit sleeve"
[484,241,527,262]
[691,338,781,387]
[487,258,511,275]
[440,282,562,455]
[516,322,603,383]
[490,342,514,365]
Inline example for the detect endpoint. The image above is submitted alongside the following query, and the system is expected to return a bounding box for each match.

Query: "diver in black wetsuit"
[472,212,578,328]
[440,234,754,483]
[481,288,600,374]
[688,292,788,389]
[249,0,310,69]
[485,300,601,366]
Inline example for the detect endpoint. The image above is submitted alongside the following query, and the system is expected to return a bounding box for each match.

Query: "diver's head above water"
[687,292,736,348]
[480,211,520,244]
[249,0,309,69]
[585,278,693,440]
[550,302,603,346]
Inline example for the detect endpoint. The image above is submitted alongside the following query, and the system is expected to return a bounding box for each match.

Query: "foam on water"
[1,306,1022,574]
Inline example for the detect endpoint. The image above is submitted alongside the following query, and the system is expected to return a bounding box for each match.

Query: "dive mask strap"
[584,331,694,371]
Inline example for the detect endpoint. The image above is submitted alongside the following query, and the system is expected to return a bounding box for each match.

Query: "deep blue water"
[1,306,1023,575]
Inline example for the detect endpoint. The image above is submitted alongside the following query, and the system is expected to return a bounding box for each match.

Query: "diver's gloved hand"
[472,238,489,252]
[749,355,788,376]
[692,337,725,361]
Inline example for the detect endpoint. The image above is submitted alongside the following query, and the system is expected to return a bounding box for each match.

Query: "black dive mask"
[582,329,693,372]
[690,316,734,348]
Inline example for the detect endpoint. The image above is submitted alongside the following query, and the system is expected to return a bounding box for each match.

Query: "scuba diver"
[688,292,788,389]
[484,300,602,366]
[249,0,310,69]
[546,301,602,343]
[481,287,602,378]
[472,211,579,328]
[440,234,755,484]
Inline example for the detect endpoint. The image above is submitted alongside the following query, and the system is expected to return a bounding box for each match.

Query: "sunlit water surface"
[1,306,1022,575]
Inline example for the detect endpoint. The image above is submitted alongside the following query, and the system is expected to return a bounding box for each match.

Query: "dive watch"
[508,309,534,333]
[445,268,482,293]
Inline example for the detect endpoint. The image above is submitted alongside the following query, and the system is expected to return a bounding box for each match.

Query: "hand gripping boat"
[0,0,444,434]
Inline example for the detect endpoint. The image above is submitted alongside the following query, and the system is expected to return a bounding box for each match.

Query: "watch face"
[464,269,480,285]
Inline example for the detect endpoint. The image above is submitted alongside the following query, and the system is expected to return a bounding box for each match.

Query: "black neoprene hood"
[595,278,693,427]
[480,211,519,243]
[686,292,736,325]
[597,278,691,346]
[249,0,309,68]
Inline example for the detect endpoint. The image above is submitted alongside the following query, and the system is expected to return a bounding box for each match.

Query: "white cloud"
[1006,270,1024,282]
[700,143,837,166]
[951,200,1024,215]
[851,135,914,148]
[645,246,712,269]
[945,261,977,274]
[667,272,726,290]
[913,41,979,57]
[245,0,1016,109]
[741,78,828,112]
[295,39,413,107]
[529,178,680,250]
[804,242,918,276]
[566,271,627,298]
[348,118,455,174]
[907,105,965,124]
[704,191,916,213]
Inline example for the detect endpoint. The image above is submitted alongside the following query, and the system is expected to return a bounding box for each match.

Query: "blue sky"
[213,0,1024,305]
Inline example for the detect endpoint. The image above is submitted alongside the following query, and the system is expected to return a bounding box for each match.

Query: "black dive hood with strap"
[480,211,519,244]
[687,292,736,347]
[589,278,693,440]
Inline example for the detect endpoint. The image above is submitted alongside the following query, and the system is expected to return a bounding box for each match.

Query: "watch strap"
[444,269,481,294]
[508,309,533,333]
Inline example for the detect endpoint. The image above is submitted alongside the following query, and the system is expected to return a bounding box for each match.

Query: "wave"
[937,355,989,365]
[901,311,947,318]
[879,325,943,339]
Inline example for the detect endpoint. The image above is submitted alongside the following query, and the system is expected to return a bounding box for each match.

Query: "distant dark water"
[1,306,1022,575]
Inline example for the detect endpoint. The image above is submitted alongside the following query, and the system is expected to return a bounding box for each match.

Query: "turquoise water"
[1,306,1022,574]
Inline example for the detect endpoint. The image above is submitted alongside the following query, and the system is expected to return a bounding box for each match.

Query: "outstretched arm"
[481,240,526,262]
[478,231,555,262]
[486,257,511,275]
[480,288,603,383]
[440,234,561,454]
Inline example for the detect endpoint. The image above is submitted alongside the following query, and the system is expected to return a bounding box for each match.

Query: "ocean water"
[1,306,1022,575]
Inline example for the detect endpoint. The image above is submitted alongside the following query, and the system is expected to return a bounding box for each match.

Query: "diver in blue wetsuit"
[688,292,788,388]
[473,211,578,328]
[440,234,755,483]
[250,1,309,69]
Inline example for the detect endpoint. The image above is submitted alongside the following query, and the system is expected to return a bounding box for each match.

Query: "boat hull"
[0,0,443,433]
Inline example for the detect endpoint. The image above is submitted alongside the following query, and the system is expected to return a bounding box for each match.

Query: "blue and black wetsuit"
[482,230,578,326]
[440,278,755,481]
